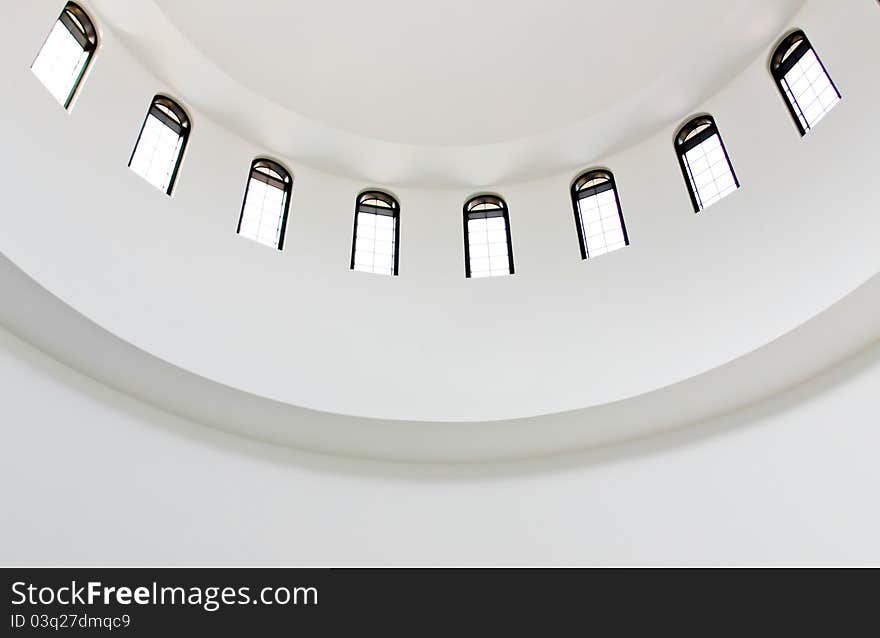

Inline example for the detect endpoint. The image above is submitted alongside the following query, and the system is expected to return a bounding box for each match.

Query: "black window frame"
[570,169,630,260]
[349,190,401,276]
[236,158,293,251]
[40,2,98,110]
[674,114,739,213]
[463,194,514,278]
[770,29,841,136]
[128,95,192,196]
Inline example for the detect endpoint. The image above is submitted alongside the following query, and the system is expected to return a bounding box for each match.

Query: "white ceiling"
[5,0,879,458]
[90,0,804,184]
[152,0,797,146]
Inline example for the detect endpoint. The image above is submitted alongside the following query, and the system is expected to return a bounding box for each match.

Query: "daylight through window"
[129,96,191,196]
[237,159,293,250]
[771,30,841,135]
[464,195,514,278]
[675,115,739,212]
[571,170,629,259]
[351,191,400,276]
[31,2,97,109]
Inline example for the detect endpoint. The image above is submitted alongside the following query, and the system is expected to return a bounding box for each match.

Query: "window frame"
[34,2,98,110]
[674,114,739,213]
[236,158,293,251]
[770,29,841,136]
[349,190,401,276]
[128,95,191,196]
[570,169,629,260]
[463,194,515,278]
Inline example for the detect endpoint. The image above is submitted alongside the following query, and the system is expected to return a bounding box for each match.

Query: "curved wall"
[3,322,880,565]
[81,0,805,185]
[2,1,880,565]
[1,0,878,427]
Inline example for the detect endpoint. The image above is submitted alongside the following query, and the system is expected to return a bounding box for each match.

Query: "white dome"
[89,0,805,186]
[1,0,878,460]
[3,0,880,567]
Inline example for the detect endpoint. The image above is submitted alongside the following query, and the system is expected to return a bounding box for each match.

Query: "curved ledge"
[80,0,805,187]
[2,252,878,462]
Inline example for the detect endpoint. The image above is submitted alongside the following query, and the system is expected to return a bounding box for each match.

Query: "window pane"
[238,175,288,249]
[32,20,89,107]
[353,211,397,276]
[576,184,627,258]
[467,215,510,278]
[682,133,738,210]
[781,48,840,132]
[129,113,185,194]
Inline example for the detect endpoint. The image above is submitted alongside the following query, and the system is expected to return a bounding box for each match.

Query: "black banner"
[2,567,873,633]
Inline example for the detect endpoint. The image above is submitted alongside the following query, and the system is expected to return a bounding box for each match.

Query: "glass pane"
[129,113,185,194]
[353,211,397,276]
[238,176,287,249]
[32,20,89,107]
[782,48,840,132]
[467,216,510,277]
[577,185,627,258]
[682,133,738,210]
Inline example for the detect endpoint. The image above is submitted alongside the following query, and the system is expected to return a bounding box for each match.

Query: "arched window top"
[769,29,840,135]
[149,95,190,136]
[770,30,809,76]
[572,169,614,198]
[675,114,739,212]
[31,2,98,109]
[571,169,629,259]
[250,158,292,189]
[675,115,717,150]
[357,190,399,214]
[465,194,506,215]
[60,3,97,50]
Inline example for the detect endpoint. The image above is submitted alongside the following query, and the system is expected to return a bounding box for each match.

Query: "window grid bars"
[464,196,514,278]
[238,178,287,249]
[572,173,629,260]
[129,115,184,194]
[350,193,400,276]
[31,16,91,109]
[780,48,840,133]
[771,31,841,136]
[676,117,739,213]
[128,97,190,196]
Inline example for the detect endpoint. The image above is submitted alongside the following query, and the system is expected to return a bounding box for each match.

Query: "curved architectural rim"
[80,0,807,187]
[2,251,878,463]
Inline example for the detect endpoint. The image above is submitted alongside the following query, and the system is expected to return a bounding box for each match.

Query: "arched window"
[31,2,97,109]
[128,95,191,196]
[237,159,293,250]
[351,191,400,276]
[675,115,739,213]
[571,169,629,260]
[464,195,514,278]
[770,30,841,135]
